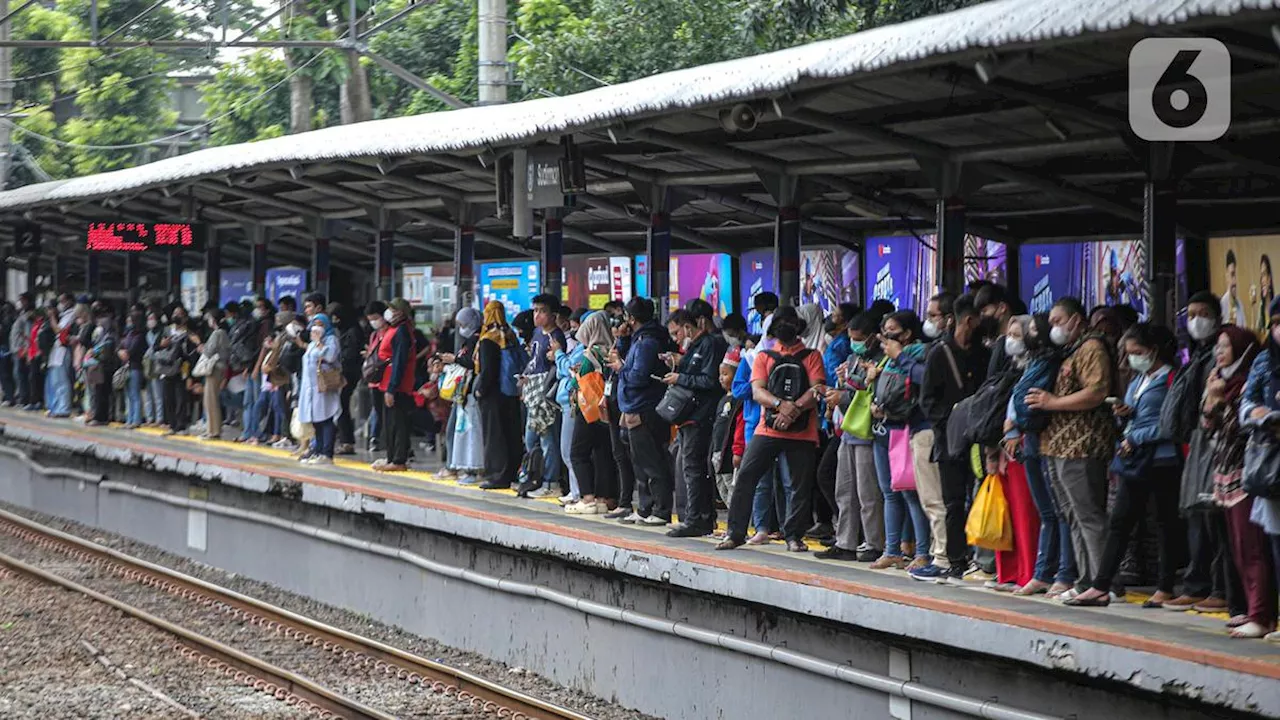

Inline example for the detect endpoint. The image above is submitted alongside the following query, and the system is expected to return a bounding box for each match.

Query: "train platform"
[1,408,1277,717]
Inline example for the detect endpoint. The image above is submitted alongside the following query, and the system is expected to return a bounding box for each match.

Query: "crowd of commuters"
[8,278,1280,642]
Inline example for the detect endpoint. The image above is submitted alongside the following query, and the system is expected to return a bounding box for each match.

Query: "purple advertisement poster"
[800,249,860,314]
[866,236,933,312]
[964,237,1007,288]
[1085,240,1149,319]
[740,249,774,334]
[1019,244,1085,316]
[671,253,733,317]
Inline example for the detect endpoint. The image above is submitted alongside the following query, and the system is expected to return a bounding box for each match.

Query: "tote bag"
[576,370,606,424]
[840,388,873,440]
[966,473,1014,551]
[888,428,916,492]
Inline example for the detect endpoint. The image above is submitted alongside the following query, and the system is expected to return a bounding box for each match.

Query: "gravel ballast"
[0,503,655,720]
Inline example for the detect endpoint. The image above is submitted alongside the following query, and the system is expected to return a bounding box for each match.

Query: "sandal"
[1227,615,1251,628]
[1230,621,1273,639]
[715,537,744,551]
[785,539,808,553]
[745,532,772,546]
[1063,594,1111,608]
[1014,580,1050,597]
[1045,581,1074,599]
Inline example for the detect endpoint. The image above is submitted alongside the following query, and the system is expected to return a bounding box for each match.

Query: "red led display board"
[86,222,202,252]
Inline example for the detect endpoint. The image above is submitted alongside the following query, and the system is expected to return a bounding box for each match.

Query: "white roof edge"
[0,0,1274,213]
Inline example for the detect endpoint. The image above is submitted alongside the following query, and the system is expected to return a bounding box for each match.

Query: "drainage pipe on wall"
[73,479,1059,720]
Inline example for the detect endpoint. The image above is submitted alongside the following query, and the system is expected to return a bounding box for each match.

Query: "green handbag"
[840,388,874,440]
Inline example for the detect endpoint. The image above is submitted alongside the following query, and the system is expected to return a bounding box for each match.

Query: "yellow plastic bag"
[965,473,1013,551]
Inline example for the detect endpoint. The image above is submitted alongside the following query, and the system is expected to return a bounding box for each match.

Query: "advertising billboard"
[1085,240,1148,319]
[1019,244,1086,316]
[479,260,540,318]
[1209,235,1279,332]
[964,237,1007,288]
[672,253,733,316]
[219,269,255,307]
[180,270,206,314]
[799,248,860,314]
[865,235,936,312]
[265,267,307,306]
[635,254,649,299]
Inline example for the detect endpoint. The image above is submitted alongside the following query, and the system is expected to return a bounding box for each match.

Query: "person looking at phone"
[614,297,676,525]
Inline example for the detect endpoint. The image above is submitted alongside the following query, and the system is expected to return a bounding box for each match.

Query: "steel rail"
[0,509,595,720]
[0,548,394,720]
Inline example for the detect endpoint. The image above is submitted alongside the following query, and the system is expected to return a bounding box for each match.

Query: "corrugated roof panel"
[0,0,1275,211]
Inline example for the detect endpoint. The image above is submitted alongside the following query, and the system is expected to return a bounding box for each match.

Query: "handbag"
[839,388,873,440]
[965,473,1014,551]
[576,370,606,424]
[361,355,389,385]
[1242,426,1280,498]
[888,428,916,492]
[192,353,218,378]
[1108,442,1157,481]
[112,364,129,391]
[317,364,345,393]
[521,371,559,433]
[438,363,469,402]
[656,383,697,425]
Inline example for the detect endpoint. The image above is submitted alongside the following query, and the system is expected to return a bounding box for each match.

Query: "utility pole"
[0,0,13,191]
[477,0,506,105]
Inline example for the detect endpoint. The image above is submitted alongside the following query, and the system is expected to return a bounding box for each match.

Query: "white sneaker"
[564,500,599,515]
[528,486,556,498]
[983,579,1000,589]
[619,512,644,524]
[558,493,578,505]
[308,456,333,466]
[641,515,670,526]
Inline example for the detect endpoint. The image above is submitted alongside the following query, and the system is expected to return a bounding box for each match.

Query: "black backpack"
[763,349,814,432]
[1160,347,1212,444]
[955,369,1021,448]
[279,339,303,375]
[227,318,260,374]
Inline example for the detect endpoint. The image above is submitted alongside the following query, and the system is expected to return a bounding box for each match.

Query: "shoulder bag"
[656,383,697,425]
[317,363,346,393]
[1242,425,1280,498]
[438,363,470,402]
[192,353,218,378]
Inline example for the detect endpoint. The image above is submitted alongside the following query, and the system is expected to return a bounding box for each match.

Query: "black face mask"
[979,315,1000,339]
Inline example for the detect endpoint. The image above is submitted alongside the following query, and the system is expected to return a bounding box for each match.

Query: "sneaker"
[936,567,965,585]
[963,561,993,580]
[1059,588,1081,602]
[814,547,859,561]
[908,563,950,582]
[436,469,457,480]
[558,494,578,506]
[984,579,1001,589]
[855,542,872,553]
[528,486,557,499]
[619,512,644,524]
[641,515,670,526]
[602,507,632,520]
[309,456,333,466]
[335,443,356,456]
[564,500,599,515]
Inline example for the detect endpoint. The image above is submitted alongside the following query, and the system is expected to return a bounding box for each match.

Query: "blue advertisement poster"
[265,267,307,306]
[740,249,775,334]
[478,260,540,318]
[1019,244,1085,316]
[865,236,933,312]
[220,269,254,307]
[635,254,649,299]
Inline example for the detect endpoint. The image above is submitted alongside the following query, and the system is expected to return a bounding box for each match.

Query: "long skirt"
[448,399,484,474]
[996,460,1042,587]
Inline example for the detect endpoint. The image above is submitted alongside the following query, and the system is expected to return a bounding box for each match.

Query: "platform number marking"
[1129,38,1230,141]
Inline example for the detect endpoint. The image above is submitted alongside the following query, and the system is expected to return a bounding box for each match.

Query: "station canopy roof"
[4,0,1280,272]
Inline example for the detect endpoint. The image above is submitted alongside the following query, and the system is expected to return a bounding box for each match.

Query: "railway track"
[0,508,595,720]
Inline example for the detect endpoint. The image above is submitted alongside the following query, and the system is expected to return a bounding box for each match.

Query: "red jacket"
[377,322,415,394]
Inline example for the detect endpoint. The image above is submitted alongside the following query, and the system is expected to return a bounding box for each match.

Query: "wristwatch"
[773,398,782,409]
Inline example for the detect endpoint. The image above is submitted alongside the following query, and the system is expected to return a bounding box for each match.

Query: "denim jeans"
[251,387,274,439]
[524,415,562,488]
[873,430,910,556]
[1022,434,1077,584]
[560,409,578,498]
[750,459,788,534]
[312,418,336,457]
[45,364,72,416]
[125,368,144,426]
[146,377,163,423]
[271,388,290,439]
[240,375,261,440]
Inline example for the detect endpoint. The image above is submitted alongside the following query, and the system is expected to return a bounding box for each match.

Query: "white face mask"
[1128,353,1154,373]
[383,309,396,324]
[1187,316,1218,342]
[286,323,298,338]
[681,336,692,351]
[1005,337,1026,357]
[1220,351,1250,380]
[146,319,157,330]
[253,308,266,320]
[723,332,742,349]
[921,318,941,340]
[370,318,386,330]
[1049,325,1071,347]
[310,327,324,341]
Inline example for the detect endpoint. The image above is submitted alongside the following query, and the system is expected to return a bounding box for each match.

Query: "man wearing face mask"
[923,292,955,342]
[974,283,1025,375]
[662,298,729,538]
[1025,296,1118,600]
[1163,291,1236,612]
[912,294,990,583]
[721,312,748,350]
[611,297,675,525]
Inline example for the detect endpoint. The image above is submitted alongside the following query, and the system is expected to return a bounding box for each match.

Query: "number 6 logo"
[1129,38,1231,142]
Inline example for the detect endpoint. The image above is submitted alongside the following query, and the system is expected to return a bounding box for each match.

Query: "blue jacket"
[886,342,931,433]
[1007,354,1060,432]
[1241,349,1280,422]
[823,333,851,386]
[733,358,760,443]
[1121,365,1178,462]
[554,343,584,411]
[617,321,671,414]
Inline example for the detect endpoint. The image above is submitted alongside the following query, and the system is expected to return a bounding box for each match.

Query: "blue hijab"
[310,312,336,338]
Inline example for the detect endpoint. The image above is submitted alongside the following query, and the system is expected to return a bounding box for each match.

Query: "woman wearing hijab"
[1238,297,1280,641]
[474,301,523,489]
[298,312,342,464]
[1203,325,1272,637]
[443,306,485,483]
[195,308,230,439]
[563,311,619,514]
[798,303,827,354]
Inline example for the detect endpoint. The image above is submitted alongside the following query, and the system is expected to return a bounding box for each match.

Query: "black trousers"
[623,409,673,520]
[27,360,43,408]
[15,356,30,405]
[570,408,615,499]
[163,376,188,431]
[336,377,357,445]
[728,433,818,542]
[812,434,840,528]
[479,394,522,486]
[1183,510,1246,612]
[677,420,716,530]
[1094,462,1182,594]
[92,379,111,423]
[382,391,412,465]
[606,394,635,509]
[939,454,976,568]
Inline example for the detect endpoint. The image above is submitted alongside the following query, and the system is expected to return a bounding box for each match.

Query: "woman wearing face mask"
[1003,314,1075,597]
[118,311,148,429]
[1203,325,1273,637]
[442,306,484,483]
[143,311,164,426]
[298,313,342,464]
[362,302,389,454]
[1238,297,1280,642]
[84,310,117,426]
[1065,323,1181,608]
[195,309,231,440]
[328,303,364,455]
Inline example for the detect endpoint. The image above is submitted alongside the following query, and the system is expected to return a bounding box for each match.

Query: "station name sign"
[86,222,203,253]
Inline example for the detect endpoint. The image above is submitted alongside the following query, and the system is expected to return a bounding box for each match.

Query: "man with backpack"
[226,303,261,431]
[611,297,676,524]
[717,306,828,552]
[911,294,991,583]
[517,293,568,498]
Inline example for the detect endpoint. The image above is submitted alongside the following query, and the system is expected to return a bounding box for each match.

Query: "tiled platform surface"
[2,409,1277,716]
